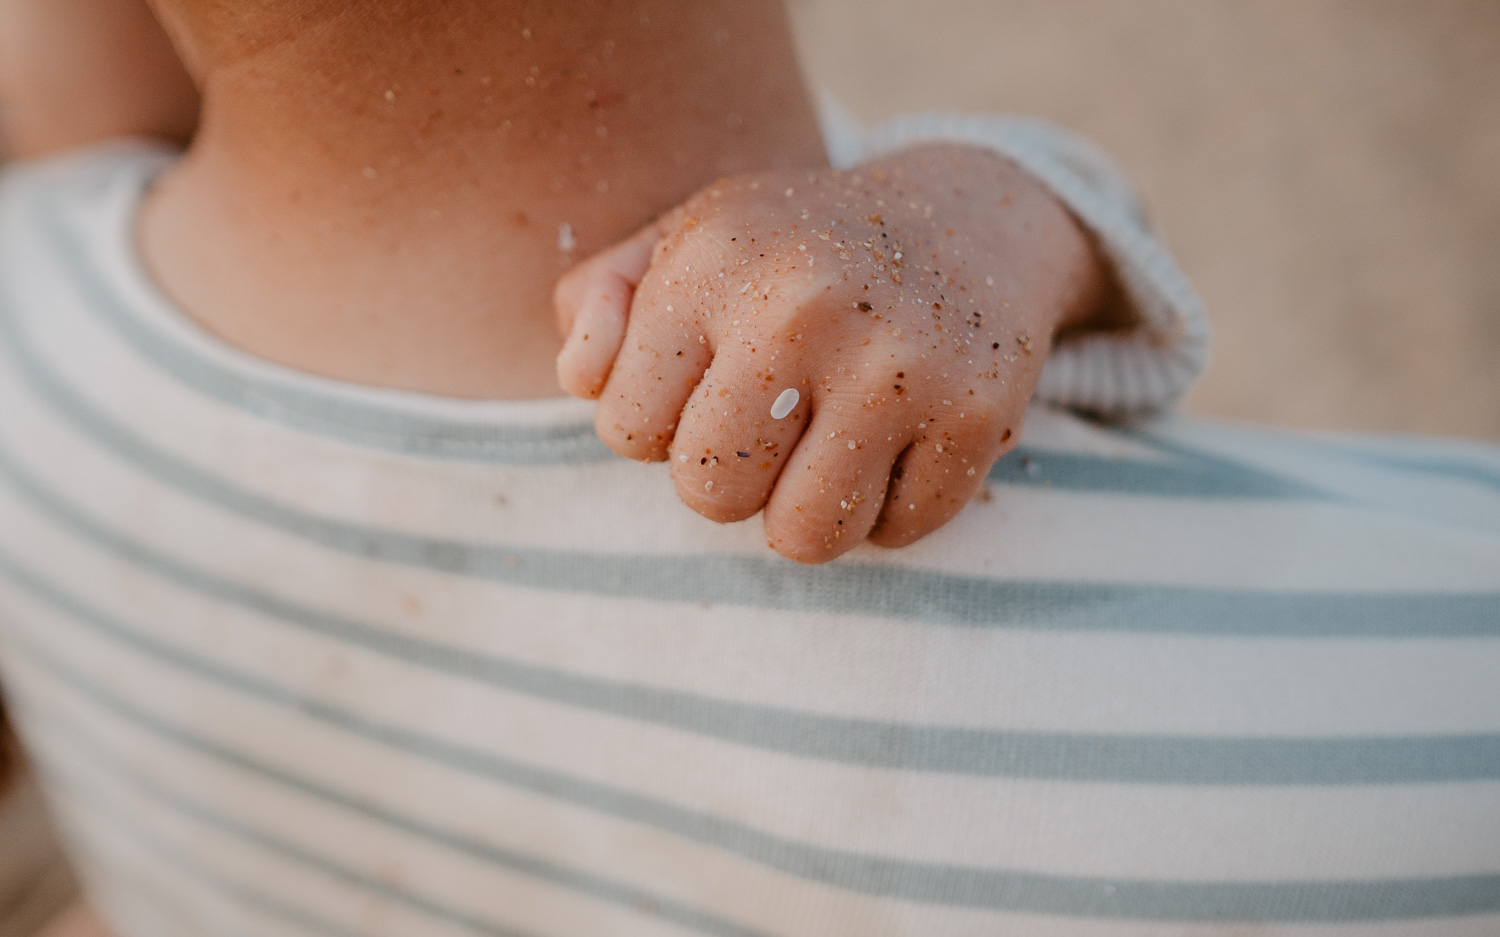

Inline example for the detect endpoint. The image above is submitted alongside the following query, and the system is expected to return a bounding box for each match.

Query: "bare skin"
[138,0,828,399]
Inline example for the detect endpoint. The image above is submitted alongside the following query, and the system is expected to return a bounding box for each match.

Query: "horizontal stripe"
[37,718,708,937]
[3,608,774,936]
[1333,448,1500,496]
[15,605,1500,884]
[14,561,1500,884]
[56,818,295,937]
[4,426,1496,637]
[0,303,1495,638]
[14,331,1496,594]
[1142,422,1500,514]
[13,460,1500,743]
[7,558,1500,921]
[59,801,1500,937]
[990,441,1325,499]
[2,417,1499,780]
[28,697,761,937]
[41,770,431,937]
[16,635,1500,925]
[4,488,1500,785]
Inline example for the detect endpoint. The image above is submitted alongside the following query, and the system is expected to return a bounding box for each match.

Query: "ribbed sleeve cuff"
[841,111,1211,414]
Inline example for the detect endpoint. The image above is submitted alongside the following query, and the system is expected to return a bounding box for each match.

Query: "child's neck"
[139,1,826,399]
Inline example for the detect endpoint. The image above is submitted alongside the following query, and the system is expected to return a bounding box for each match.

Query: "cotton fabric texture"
[0,144,1498,937]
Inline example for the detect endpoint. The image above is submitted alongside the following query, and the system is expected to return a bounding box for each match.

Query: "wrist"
[972,148,1116,337]
[880,143,1117,342]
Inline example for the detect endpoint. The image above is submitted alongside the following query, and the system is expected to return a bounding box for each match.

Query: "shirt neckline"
[104,141,598,426]
[59,141,606,463]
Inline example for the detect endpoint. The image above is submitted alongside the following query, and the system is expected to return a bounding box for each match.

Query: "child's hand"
[555,144,1108,563]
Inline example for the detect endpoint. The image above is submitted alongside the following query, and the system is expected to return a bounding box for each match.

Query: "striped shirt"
[1,144,1498,937]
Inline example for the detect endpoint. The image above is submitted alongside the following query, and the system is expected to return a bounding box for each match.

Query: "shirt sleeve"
[822,104,1210,414]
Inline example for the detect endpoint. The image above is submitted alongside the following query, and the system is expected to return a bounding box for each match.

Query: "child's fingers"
[668,364,812,524]
[590,272,716,461]
[761,401,914,563]
[869,414,1021,549]
[553,219,670,398]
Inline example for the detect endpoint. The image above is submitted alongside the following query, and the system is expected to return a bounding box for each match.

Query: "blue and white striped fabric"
[1,145,1498,937]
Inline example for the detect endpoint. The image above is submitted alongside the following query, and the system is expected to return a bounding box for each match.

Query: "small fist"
[555,144,1105,562]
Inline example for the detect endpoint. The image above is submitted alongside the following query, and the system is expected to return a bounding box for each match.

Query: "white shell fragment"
[770,388,799,420]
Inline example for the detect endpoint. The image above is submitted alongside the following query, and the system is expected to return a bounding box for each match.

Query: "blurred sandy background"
[790,0,1500,440]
